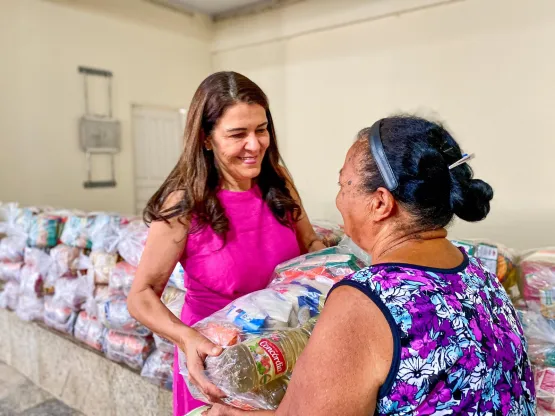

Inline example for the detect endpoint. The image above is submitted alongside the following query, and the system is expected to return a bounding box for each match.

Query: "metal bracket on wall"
[83,148,117,189]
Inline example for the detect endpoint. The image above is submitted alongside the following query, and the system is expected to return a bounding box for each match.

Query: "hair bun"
[451,178,494,222]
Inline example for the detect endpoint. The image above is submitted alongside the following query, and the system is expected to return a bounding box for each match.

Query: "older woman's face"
[336,143,370,243]
[209,102,270,187]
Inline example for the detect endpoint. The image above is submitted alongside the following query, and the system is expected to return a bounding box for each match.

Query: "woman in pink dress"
[127,72,326,415]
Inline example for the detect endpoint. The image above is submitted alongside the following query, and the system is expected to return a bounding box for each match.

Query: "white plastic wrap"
[27,213,62,248]
[179,244,366,410]
[154,287,186,353]
[311,220,344,247]
[52,274,89,310]
[109,261,136,296]
[83,284,112,318]
[116,220,148,267]
[43,295,77,334]
[74,310,107,351]
[0,280,19,310]
[89,213,121,253]
[0,236,26,263]
[16,294,44,322]
[0,261,23,282]
[59,215,93,249]
[141,349,174,390]
[88,251,118,285]
[105,330,154,370]
[98,294,152,336]
[45,245,82,292]
[520,249,555,311]
[168,262,186,291]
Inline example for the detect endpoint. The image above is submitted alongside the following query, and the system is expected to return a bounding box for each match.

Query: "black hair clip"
[368,120,398,191]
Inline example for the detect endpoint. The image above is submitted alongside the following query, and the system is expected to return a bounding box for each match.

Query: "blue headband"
[368,120,398,191]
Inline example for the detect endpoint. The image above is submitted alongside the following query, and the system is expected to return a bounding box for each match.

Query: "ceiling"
[148,0,279,18]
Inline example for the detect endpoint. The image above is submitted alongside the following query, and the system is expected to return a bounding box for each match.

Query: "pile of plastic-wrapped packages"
[0,202,184,390]
[0,202,349,397]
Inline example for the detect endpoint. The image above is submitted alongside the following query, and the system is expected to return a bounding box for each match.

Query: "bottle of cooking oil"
[205,319,316,394]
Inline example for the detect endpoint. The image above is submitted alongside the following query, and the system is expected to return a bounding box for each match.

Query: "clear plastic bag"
[451,239,521,300]
[0,280,19,310]
[520,249,555,310]
[141,349,174,390]
[74,310,107,351]
[517,309,555,367]
[83,283,112,318]
[88,251,118,285]
[59,215,93,249]
[52,274,89,310]
[43,295,77,334]
[311,220,344,247]
[116,220,148,267]
[535,366,555,414]
[109,261,136,296]
[104,330,154,370]
[16,293,44,322]
[154,287,186,353]
[0,235,26,263]
[168,262,186,291]
[27,214,62,248]
[89,213,121,253]
[179,244,366,410]
[0,261,23,282]
[97,294,152,336]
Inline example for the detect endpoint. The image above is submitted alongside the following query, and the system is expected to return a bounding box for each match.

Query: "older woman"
[207,116,536,415]
[127,72,325,415]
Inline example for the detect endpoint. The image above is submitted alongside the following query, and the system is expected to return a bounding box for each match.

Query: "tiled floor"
[0,361,82,416]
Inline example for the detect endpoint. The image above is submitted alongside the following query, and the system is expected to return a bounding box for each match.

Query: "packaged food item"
[521,249,555,310]
[168,262,186,291]
[48,245,82,278]
[536,367,555,413]
[0,261,23,282]
[43,296,77,334]
[179,244,366,410]
[154,287,186,353]
[89,213,121,253]
[52,275,89,310]
[105,330,154,370]
[109,261,136,295]
[98,294,152,336]
[0,235,26,263]
[0,280,19,310]
[88,251,118,285]
[27,214,62,248]
[311,220,344,247]
[74,310,107,351]
[116,220,148,267]
[451,239,521,299]
[141,349,174,390]
[15,293,44,322]
[59,215,94,249]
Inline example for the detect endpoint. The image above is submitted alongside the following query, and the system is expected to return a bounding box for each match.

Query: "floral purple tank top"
[331,252,536,415]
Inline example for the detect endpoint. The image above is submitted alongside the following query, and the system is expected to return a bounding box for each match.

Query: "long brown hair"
[143,71,301,235]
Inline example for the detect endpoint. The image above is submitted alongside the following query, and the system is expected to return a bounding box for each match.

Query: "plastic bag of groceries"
[88,251,118,285]
[141,349,174,390]
[83,284,112,318]
[89,213,121,253]
[520,249,555,310]
[0,261,23,282]
[109,261,136,296]
[0,280,19,310]
[450,239,521,300]
[59,214,93,249]
[0,236,26,263]
[115,219,148,267]
[74,310,107,351]
[27,213,63,248]
[15,293,44,321]
[43,295,78,334]
[45,245,82,293]
[311,220,344,247]
[517,309,555,367]
[52,274,89,310]
[535,367,555,414]
[178,241,368,410]
[168,262,186,291]
[154,287,186,353]
[97,293,152,336]
[105,330,154,370]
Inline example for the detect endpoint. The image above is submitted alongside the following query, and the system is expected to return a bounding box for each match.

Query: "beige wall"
[0,0,212,214]
[212,0,555,250]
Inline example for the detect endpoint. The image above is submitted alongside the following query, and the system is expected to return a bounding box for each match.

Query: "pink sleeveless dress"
[173,186,301,415]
